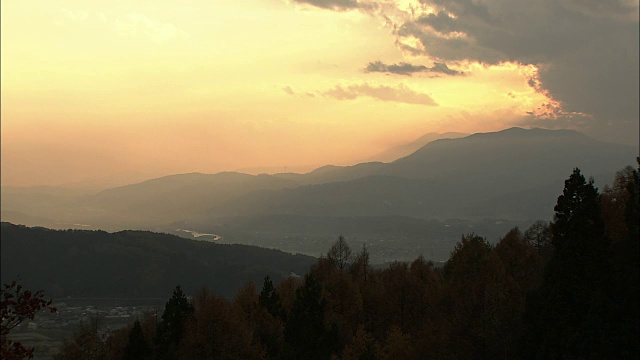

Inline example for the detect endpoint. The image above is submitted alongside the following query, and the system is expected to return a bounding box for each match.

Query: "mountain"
[1,127,636,260]
[367,132,468,162]
[0,222,315,298]
[204,128,636,220]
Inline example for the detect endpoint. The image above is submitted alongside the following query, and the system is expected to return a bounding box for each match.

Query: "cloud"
[292,0,370,11]
[365,60,462,76]
[61,9,89,22]
[323,83,437,105]
[115,13,189,44]
[55,10,189,44]
[396,0,639,144]
[293,0,640,144]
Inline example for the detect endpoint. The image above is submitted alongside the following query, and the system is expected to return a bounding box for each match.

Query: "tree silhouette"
[259,276,284,320]
[284,275,339,360]
[327,235,352,273]
[153,286,193,360]
[123,320,149,360]
[524,168,611,358]
[1,280,56,360]
[523,220,551,253]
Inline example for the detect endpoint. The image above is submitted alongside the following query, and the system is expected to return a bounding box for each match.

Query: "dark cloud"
[365,60,462,76]
[396,0,639,144]
[323,83,437,106]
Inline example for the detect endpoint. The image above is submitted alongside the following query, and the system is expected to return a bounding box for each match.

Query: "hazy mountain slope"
[2,127,635,228]
[204,128,636,220]
[67,172,301,227]
[0,222,315,298]
[387,127,635,182]
[297,162,387,185]
[0,186,91,223]
[367,131,468,162]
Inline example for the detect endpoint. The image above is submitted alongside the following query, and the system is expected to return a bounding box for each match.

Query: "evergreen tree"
[123,320,149,360]
[153,286,193,360]
[283,275,340,360]
[523,168,611,358]
[259,276,285,320]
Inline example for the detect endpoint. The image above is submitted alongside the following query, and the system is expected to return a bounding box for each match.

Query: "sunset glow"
[2,0,638,187]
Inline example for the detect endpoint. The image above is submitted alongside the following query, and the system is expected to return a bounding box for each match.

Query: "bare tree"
[327,235,353,273]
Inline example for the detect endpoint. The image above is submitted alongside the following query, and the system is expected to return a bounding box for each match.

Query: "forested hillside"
[45,162,639,359]
[0,224,315,298]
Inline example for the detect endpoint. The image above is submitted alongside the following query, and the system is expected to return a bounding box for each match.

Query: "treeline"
[54,164,639,359]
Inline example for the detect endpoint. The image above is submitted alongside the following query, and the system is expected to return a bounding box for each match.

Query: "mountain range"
[1,127,637,261]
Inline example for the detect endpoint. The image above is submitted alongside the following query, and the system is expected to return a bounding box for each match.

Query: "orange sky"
[2,0,637,188]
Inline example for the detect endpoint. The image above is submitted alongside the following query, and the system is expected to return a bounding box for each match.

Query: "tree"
[601,165,637,243]
[123,320,149,360]
[54,317,105,360]
[524,168,611,358]
[377,326,416,360]
[349,243,370,282]
[340,325,376,360]
[327,236,353,273]
[523,220,551,253]
[283,275,339,360]
[605,160,640,356]
[442,234,508,359]
[180,288,264,360]
[1,280,56,360]
[153,286,193,360]
[259,276,284,320]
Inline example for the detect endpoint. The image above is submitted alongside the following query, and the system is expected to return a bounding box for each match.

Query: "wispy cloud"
[55,9,188,44]
[115,13,189,44]
[365,60,462,76]
[323,83,437,106]
[61,9,89,22]
[291,0,371,11]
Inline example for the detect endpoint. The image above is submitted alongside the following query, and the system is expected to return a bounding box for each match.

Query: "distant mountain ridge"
[367,131,469,162]
[1,127,636,232]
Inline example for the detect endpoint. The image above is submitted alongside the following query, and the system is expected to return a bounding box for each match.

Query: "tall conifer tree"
[524,168,610,358]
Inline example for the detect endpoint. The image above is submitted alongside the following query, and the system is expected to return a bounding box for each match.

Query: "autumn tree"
[605,161,640,356]
[601,166,637,243]
[377,326,416,360]
[493,228,543,358]
[340,325,376,360]
[442,233,510,358]
[180,288,264,359]
[54,317,105,360]
[1,280,56,360]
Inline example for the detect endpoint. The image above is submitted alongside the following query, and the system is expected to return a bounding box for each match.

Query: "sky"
[1,0,638,188]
